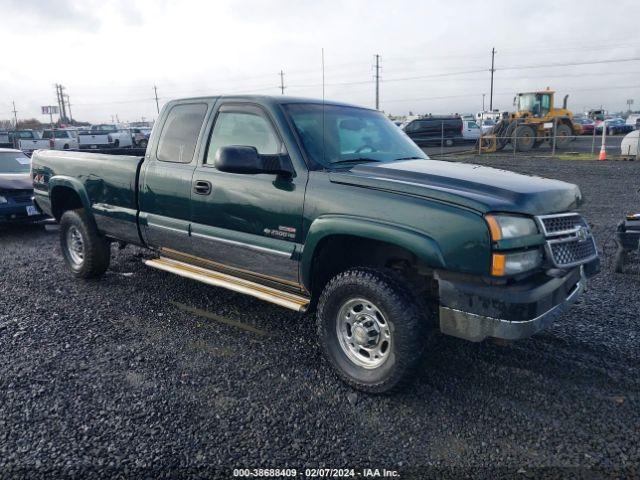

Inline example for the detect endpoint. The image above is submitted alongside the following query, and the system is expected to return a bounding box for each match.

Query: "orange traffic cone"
[599,144,607,161]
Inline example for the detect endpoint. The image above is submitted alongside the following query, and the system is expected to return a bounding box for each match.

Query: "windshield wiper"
[393,156,426,161]
[330,158,382,166]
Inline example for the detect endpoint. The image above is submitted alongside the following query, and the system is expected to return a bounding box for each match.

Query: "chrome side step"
[144,257,310,312]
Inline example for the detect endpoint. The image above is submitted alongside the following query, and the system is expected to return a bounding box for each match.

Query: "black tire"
[139,139,148,148]
[613,248,628,274]
[114,139,120,148]
[59,209,110,278]
[514,125,536,152]
[444,138,454,147]
[316,268,429,393]
[63,144,69,150]
[555,124,572,148]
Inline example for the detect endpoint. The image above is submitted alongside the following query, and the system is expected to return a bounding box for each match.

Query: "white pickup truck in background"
[18,129,79,153]
[78,124,133,149]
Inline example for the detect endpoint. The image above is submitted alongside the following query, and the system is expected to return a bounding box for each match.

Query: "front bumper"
[616,218,640,251]
[437,261,597,342]
[0,202,47,224]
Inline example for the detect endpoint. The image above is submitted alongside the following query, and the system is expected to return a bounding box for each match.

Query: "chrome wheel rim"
[336,298,391,369]
[66,226,85,266]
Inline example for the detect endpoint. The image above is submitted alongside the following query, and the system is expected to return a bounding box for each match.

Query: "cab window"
[205,108,283,164]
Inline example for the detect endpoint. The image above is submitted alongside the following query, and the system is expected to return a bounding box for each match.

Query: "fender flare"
[300,215,446,289]
[48,175,92,217]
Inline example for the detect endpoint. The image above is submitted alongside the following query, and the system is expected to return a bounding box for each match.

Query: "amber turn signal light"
[491,253,506,276]
[485,215,502,241]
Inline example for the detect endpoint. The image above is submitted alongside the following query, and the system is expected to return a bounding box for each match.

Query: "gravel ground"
[0,156,639,479]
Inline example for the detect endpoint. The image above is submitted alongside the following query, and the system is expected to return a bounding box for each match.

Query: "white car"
[462,119,482,141]
[19,129,79,152]
[78,124,133,149]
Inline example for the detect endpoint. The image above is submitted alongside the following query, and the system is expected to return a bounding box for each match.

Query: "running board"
[144,257,310,312]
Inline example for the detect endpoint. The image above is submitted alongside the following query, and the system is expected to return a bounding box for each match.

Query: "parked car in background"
[477,118,496,134]
[574,117,595,135]
[78,124,133,149]
[0,131,11,148]
[596,118,634,135]
[403,116,463,146]
[19,129,79,152]
[461,119,481,141]
[13,130,42,153]
[625,114,640,130]
[130,127,151,148]
[0,148,46,224]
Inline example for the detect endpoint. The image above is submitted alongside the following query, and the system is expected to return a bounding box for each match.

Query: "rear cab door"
[138,99,213,252]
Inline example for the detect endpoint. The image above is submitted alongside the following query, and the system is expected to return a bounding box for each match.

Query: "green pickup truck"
[31,96,599,392]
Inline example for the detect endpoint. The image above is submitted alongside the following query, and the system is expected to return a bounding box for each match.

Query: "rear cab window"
[157,103,208,163]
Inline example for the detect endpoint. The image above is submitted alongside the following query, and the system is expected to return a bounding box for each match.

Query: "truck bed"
[31,149,147,245]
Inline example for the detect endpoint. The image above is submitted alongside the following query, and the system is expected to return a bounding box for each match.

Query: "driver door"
[189,103,305,285]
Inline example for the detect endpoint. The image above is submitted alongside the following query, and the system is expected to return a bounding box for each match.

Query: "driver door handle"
[194,180,212,195]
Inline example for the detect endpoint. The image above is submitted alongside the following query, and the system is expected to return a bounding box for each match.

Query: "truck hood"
[0,173,32,190]
[329,159,582,215]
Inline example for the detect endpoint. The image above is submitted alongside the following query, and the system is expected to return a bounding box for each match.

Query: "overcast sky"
[1,0,639,123]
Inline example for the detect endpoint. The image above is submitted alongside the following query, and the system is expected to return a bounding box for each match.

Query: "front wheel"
[60,209,111,278]
[316,268,429,393]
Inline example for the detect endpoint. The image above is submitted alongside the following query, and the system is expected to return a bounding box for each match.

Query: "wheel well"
[50,186,83,221]
[309,235,437,302]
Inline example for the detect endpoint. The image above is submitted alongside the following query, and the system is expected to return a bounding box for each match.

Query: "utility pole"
[482,93,486,112]
[279,70,286,95]
[55,84,62,122]
[489,47,496,111]
[65,94,73,122]
[154,85,160,114]
[59,85,67,122]
[11,101,18,128]
[374,54,381,110]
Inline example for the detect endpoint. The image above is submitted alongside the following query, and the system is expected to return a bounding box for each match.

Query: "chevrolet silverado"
[31,95,600,392]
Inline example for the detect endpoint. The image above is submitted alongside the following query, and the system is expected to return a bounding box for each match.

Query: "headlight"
[0,195,6,204]
[485,214,538,241]
[492,249,542,276]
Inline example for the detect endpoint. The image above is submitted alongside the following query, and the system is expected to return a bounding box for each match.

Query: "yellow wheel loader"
[479,89,582,153]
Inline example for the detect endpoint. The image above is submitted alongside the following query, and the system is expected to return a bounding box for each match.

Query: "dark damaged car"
[0,149,47,225]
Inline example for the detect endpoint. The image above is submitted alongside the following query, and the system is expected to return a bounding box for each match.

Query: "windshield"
[283,103,427,169]
[42,130,70,139]
[91,124,117,133]
[0,152,30,173]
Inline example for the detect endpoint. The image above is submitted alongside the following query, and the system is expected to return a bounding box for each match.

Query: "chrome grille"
[549,237,597,266]
[538,213,586,236]
[536,213,598,268]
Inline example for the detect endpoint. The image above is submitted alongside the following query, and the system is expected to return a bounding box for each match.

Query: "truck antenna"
[322,47,326,165]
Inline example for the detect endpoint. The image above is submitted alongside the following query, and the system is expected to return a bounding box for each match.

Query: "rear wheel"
[555,124,572,148]
[514,125,536,152]
[317,268,429,393]
[60,209,110,278]
[444,138,454,147]
[138,139,148,148]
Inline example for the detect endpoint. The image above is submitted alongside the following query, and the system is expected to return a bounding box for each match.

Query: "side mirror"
[214,145,293,177]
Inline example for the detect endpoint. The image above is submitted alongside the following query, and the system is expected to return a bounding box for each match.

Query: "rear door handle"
[193,180,212,195]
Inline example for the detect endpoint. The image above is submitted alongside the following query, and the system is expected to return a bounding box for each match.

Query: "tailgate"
[78,134,110,146]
